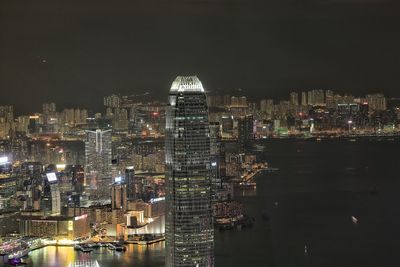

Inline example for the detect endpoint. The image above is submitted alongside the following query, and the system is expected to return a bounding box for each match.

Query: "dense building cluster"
[208,91,399,137]
[0,83,399,266]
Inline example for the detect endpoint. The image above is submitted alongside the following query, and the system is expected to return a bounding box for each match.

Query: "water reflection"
[27,243,165,267]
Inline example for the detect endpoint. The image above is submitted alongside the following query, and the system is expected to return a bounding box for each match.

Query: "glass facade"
[84,129,112,200]
[165,76,214,267]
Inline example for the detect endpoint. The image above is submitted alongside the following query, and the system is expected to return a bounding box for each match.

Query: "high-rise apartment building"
[165,76,214,267]
[104,94,122,108]
[290,92,299,106]
[325,90,335,108]
[301,92,308,106]
[307,90,325,106]
[366,94,387,112]
[0,106,14,139]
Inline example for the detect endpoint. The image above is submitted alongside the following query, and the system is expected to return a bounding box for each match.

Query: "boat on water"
[253,144,265,151]
[351,216,358,224]
[8,258,27,266]
[238,181,256,188]
[114,244,126,252]
[107,243,116,250]
[80,245,94,253]
[8,248,30,260]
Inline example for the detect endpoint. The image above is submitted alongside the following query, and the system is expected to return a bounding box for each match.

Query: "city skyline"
[0,87,396,116]
[1,1,400,266]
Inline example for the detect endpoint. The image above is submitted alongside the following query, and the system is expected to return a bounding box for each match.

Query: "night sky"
[1,0,400,114]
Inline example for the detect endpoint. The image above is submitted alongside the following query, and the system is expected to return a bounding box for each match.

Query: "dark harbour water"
[22,139,400,267]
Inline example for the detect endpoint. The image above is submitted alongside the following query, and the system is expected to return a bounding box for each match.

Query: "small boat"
[351,216,358,224]
[8,258,27,266]
[238,182,257,188]
[8,248,30,260]
[80,245,94,253]
[253,144,265,151]
[114,244,126,252]
[108,243,116,250]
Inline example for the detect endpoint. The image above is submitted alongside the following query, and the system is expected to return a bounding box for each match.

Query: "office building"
[125,166,136,200]
[238,115,254,153]
[111,177,127,211]
[165,76,214,267]
[85,129,112,200]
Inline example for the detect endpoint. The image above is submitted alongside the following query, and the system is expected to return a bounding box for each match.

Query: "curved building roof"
[170,76,204,93]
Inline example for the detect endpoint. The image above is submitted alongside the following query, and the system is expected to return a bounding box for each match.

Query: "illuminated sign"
[56,164,66,171]
[74,214,88,221]
[114,176,122,183]
[150,197,165,203]
[68,221,73,231]
[0,157,8,164]
[46,172,58,182]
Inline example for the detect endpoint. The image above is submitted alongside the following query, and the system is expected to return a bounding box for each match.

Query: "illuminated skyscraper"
[209,122,221,201]
[165,76,214,267]
[84,129,112,200]
[111,177,127,211]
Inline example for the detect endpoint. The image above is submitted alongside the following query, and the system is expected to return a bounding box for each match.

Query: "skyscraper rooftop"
[170,75,204,93]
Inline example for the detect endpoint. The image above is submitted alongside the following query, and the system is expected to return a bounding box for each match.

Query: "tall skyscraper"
[301,92,308,106]
[209,122,222,201]
[260,99,267,113]
[238,115,254,153]
[165,76,214,267]
[111,177,127,211]
[290,92,299,106]
[0,106,14,139]
[125,166,136,200]
[84,129,112,200]
[325,90,335,108]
